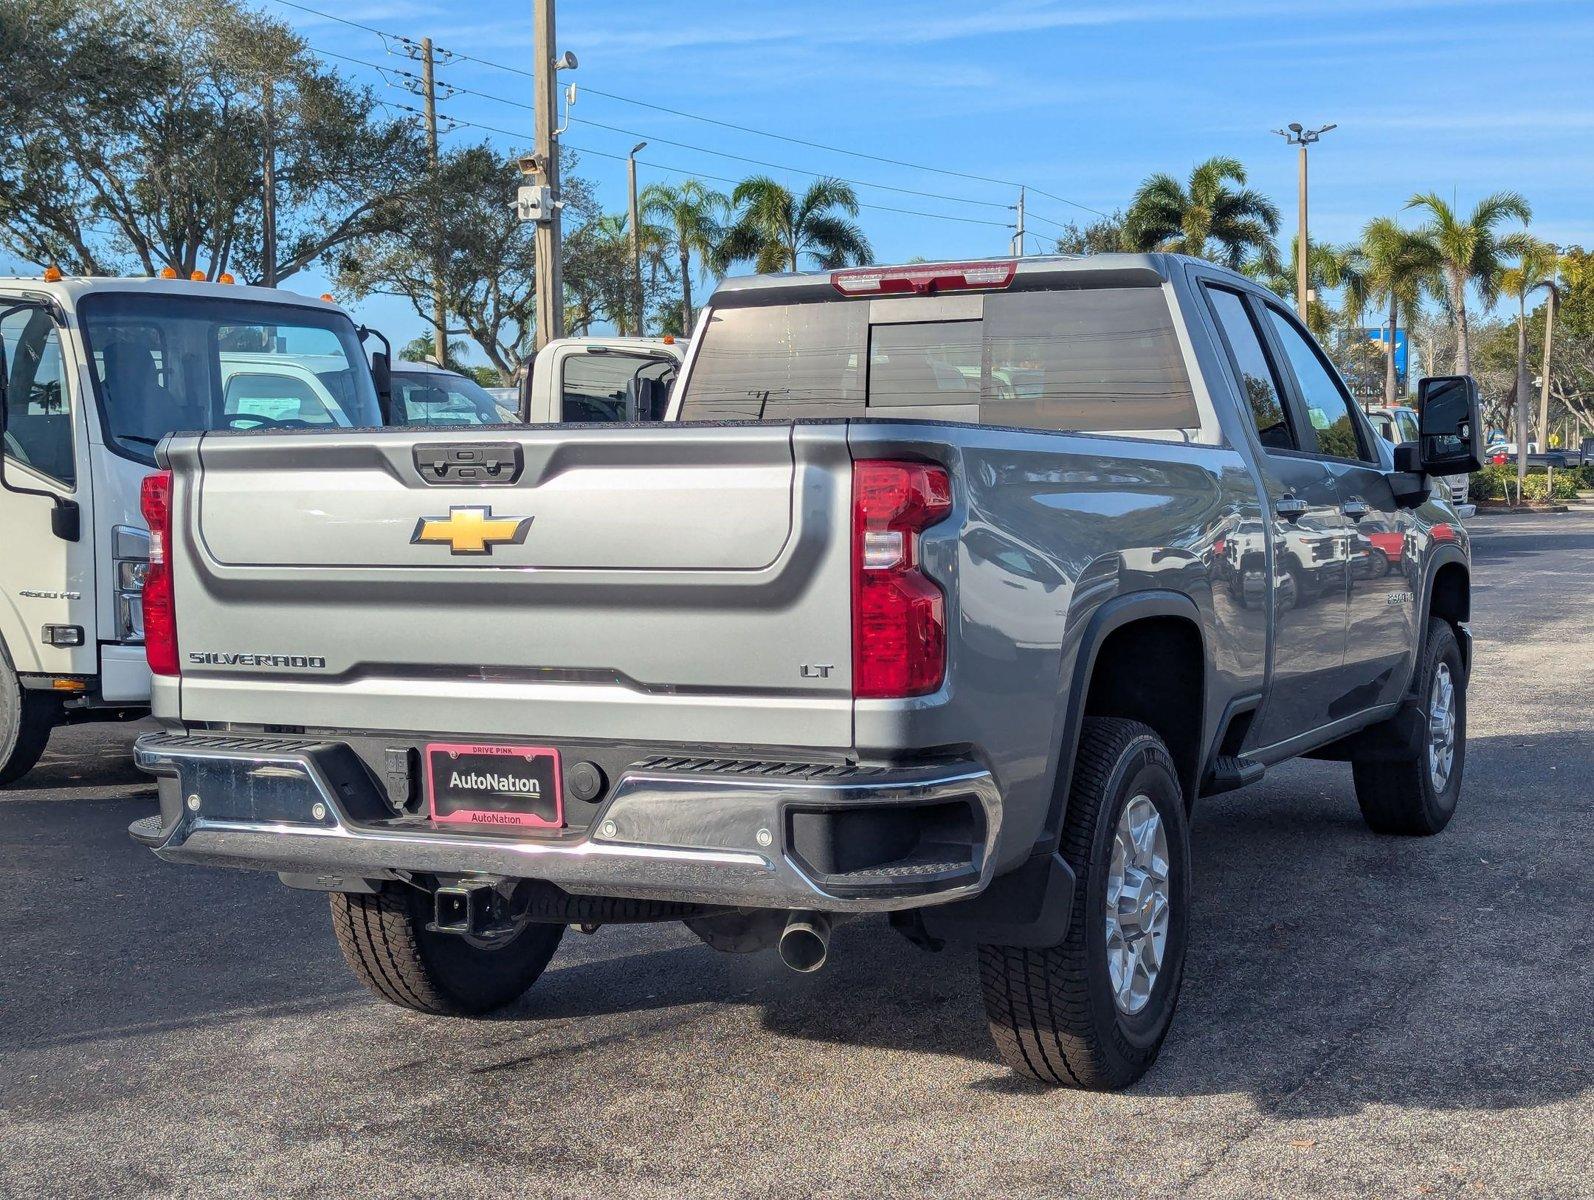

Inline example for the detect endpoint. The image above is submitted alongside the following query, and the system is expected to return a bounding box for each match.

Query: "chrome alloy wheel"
[1105,794,1172,1016]
[1427,661,1457,794]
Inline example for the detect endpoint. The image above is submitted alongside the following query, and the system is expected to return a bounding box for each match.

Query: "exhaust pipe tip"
[778,910,831,973]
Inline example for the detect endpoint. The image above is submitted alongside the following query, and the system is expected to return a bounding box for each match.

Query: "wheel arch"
[1042,590,1212,843]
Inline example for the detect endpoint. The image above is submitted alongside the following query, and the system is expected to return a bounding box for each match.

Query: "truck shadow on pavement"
[7,732,1586,1125]
[507,729,1590,1116]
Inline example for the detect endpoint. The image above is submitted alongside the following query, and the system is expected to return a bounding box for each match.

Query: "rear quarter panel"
[848,421,1264,871]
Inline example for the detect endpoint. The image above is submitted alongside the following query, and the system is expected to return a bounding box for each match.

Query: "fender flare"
[1416,542,1471,675]
[1040,588,1209,842]
[918,588,1208,948]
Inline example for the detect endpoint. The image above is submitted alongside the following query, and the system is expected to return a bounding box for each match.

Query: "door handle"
[1275,495,1309,523]
[1341,500,1370,520]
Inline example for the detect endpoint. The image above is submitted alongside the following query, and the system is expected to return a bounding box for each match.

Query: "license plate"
[426,743,563,829]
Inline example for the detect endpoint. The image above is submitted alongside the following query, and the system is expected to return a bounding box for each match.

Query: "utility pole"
[420,37,448,366]
[1272,122,1336,316]
[1011,186,1025,257]
[261,78,277,287]
[627,141,647,336]
[532,0,565,350]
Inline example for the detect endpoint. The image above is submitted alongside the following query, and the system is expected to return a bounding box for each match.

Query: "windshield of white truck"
[78,292,382,464]
[680,286,1199,438]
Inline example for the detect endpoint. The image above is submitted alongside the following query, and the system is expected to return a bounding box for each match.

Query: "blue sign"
[1365,327,1408,378]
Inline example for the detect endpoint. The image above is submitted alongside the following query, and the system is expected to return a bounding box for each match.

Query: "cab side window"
[1205,287,1293,451]
[1264,307,1374,463]
[1,307,75,486]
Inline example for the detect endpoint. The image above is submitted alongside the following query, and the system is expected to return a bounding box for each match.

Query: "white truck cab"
[0,274,384,784]
[521,336,685,423]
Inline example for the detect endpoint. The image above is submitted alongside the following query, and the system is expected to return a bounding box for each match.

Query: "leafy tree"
[1121,156,1280,269]
[642,180,727,335]
[1054,212,1127,255]
[562,211,673,336]
[1404,190,1533,376]
[400,335,472,374]
[717,176,871,274]
[337,144,598,383]
[0,0,420,282]
[1360,217,1440,406]
[1501,238,1559,482]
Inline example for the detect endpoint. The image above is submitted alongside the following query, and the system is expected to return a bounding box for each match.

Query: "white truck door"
[1,302,98,680]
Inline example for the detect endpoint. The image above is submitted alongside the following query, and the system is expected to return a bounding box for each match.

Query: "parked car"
[128,254,1479,1091]
[391,360,518,426]
[0,272,389,785]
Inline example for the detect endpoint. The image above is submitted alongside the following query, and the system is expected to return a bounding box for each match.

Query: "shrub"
[1470,465,1578,502]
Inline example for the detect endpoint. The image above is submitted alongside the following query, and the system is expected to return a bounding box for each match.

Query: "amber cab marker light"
[320,293,335,302]
[43,265,63,282]
[159,266,178,279]
[218,273,235,285]
[189,270,205,281]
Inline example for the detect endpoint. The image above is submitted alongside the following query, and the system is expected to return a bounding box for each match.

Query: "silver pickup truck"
[130,254,1481,1090]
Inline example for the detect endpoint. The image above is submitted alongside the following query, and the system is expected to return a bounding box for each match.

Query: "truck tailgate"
[164,424,855,748]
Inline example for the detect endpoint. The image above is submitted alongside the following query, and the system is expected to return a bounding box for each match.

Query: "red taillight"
[830,259,1017,297]
[851,461,951,698]
[139,470,179,676]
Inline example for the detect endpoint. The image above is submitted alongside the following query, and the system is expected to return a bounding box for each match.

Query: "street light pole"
[627,141,647,337]
[1272,122,1336,317]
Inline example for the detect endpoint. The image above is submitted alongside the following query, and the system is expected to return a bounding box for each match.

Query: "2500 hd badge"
[187,652,328,668]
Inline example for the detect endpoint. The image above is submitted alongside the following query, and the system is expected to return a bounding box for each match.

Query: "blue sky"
[98,1,1594,352]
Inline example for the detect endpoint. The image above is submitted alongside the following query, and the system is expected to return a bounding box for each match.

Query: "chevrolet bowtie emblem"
[411,506,532,555]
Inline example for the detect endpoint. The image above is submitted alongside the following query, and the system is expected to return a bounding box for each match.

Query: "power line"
[317,43,1017,216]
[447,115,1012,230]
[267,0,1109,217]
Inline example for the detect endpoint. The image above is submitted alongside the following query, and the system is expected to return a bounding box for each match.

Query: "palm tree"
[716,176,871,274]
[641,179,728,336]
[1404,191,1533,376]
[1501,238,1559,485]
[1360,217,1440,407]
[1531,247,1563,453]
[1242,238,1365,339]
[1122,156,1281,269]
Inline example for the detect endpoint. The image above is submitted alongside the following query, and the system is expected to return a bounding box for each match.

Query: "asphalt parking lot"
[2,509,1590,1200]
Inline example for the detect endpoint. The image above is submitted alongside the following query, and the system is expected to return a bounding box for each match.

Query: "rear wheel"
[1353,617,1466,836]
[330,887,565,1016]
[979,718,1191,1090]
[0,655,57,788]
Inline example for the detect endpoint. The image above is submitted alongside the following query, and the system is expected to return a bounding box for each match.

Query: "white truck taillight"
[851,460,951,698]
[139,470,179,676]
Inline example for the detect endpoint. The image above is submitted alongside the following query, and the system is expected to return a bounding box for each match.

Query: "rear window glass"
[682,302,863,420]
[680,287,1199,437]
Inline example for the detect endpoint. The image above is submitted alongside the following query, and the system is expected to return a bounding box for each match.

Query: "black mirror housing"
[1415,375,1483,475]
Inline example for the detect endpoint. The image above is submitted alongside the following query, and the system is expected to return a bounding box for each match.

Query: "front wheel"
[0,654,58,788]
[979,718,1191,1090]
[330,887,565,1016]
[1353,617,1466,835]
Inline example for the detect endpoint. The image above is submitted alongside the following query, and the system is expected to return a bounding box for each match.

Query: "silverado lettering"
[187,653,328,668]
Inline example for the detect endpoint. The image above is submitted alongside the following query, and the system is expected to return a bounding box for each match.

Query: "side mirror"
[358,325,395,423]
[1413,375,1483,475]
[370,350,393,418]
[51,499,80,542]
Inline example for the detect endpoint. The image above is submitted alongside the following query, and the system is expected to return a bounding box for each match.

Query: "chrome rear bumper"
[131,733,1001,913]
